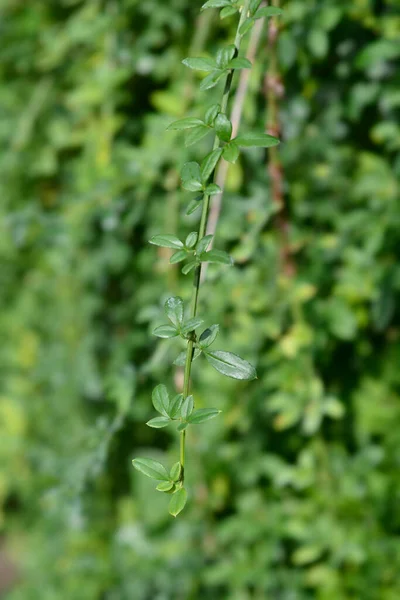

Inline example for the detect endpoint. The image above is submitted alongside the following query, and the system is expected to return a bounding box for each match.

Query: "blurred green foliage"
[1,0,400,598]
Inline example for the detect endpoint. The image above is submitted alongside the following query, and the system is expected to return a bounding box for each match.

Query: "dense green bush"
[1,0,399,598]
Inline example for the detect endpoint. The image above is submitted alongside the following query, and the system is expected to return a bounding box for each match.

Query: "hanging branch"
[132,0,282,517]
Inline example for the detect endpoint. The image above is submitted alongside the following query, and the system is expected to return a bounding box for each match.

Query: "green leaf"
[204,350,257,380]
[181,161,201,183]
[181,162,203,191]
[235,132,280,147]
[196,235,214,254]
[239,17,254,36]
[169,249,188,264]
[165,296,184,327]
[220,5,237,18]
[182,260,198,274]
[186,199,203,216]
[201,0,232,9]
[205,104,221,126]
[216,45,236,69]
[205,183,222,195]
[200,148,223,183]
[185,232,198,248]
[227,57,252,69]
[254,6,283,19]
[185,125,210,148]
[170,462,182,481]
[146,416,171,428]
[132,458,170,481]
[182,179,203,192]
[215,113,232,142]
[156,481,174,492]
[200,71,224,91]
[173,348,201,366]
[199,324,220,348]
[182,57,216,71]
[168,394,184,418]
[181,395,194,420]
[188,408,221,424]
[169,487,187,517]
[149,234,183,249]
[249,0,262,15]
[152,384,170,416]
[199,249,233,265]
[167,117,205,130]
[181,317,204,334]
[223,141,240,163]
[177,422,188,432]
[153,324,179,338]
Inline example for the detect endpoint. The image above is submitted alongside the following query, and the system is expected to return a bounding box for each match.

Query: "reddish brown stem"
[265,2,295,277]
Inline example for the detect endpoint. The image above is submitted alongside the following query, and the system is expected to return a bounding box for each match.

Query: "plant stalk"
[203,14,265,282]
[265,0,295,276]
[179,0,252,480]
[166,9,214,291]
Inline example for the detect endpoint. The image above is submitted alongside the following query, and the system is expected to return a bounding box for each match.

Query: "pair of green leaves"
[177,400,221,432]
[201,0,238,20]
[239,5,283,36]
[150,235,232,274]
[169,108,279,165]
[149,231,199,269]
[132,457,187,516]
[172,322,219,366]
[181,153,222,192]
[182,44,251,91]
[147,384,221,430]
[152,296,203,339]
[147,384,184,427]
[201,1,283,25]
[149,231,197,251]
[167,104,233,148]
[222,131,280,164]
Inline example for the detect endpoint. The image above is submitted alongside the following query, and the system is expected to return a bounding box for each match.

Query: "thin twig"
[163,9,214,290]
[179,0,253,482]
[201,16,265,283]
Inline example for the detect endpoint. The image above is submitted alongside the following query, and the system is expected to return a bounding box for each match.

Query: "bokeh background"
[1,0,400,598]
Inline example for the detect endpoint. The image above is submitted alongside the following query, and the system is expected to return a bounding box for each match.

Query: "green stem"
[179,0,252,482]
[167,10,213,292]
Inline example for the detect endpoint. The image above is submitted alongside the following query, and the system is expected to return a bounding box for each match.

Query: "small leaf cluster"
[152,297,257,381]
[132,457,187,517]
[151,230,232,274]
[168,103,279,159]
[152,296,204,338]
[201,1,283,26]
[149,220,233,272]
[182,45,251,91]
[147,384,221,432]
